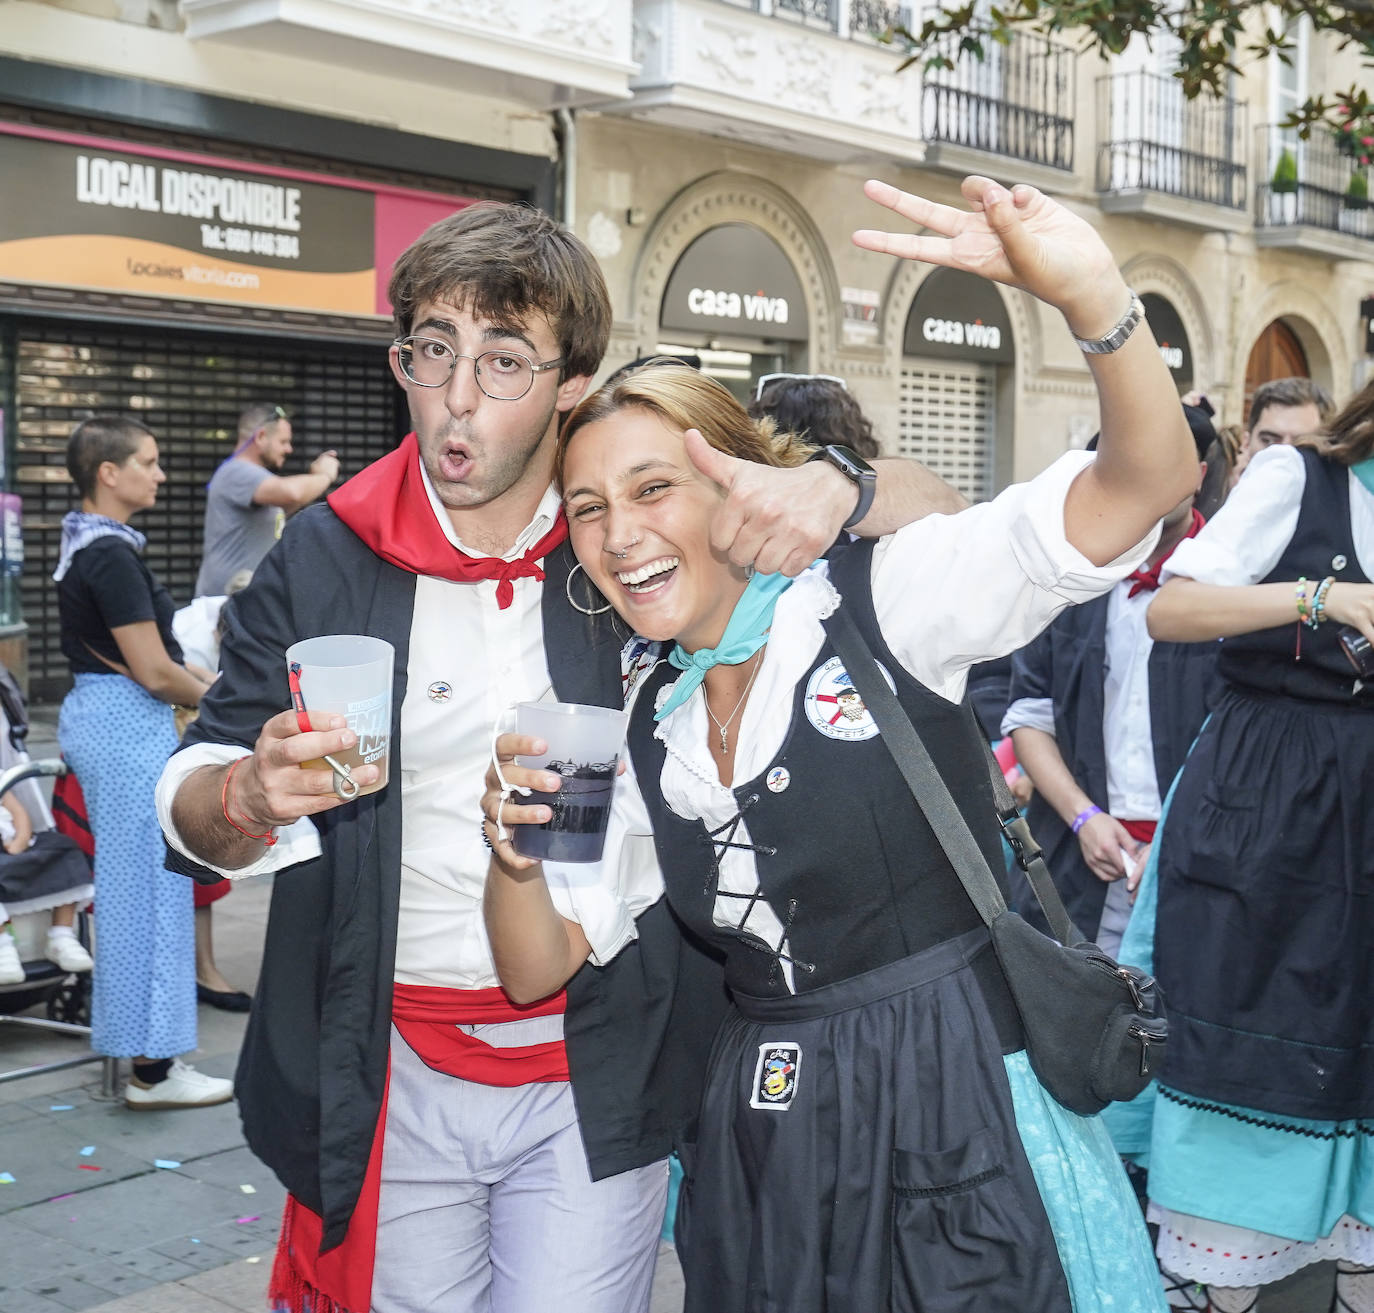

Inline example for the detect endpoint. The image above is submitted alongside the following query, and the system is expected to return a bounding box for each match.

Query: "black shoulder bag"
[824,608,1166,1116]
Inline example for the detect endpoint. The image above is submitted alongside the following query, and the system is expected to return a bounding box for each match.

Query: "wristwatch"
[1072,291,1145,355]
[809,444,878,529]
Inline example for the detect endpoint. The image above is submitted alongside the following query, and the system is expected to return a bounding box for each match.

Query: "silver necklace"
[704,651,763,755]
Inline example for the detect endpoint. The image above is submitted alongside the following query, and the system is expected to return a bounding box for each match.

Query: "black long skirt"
[1155,684,1374,1121]
[676,929,1072,1313]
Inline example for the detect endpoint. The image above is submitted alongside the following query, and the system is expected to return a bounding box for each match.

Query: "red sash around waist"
[269,982,569,1313]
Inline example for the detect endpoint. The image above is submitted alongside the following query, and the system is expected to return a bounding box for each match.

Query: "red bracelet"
[221,758,277,847]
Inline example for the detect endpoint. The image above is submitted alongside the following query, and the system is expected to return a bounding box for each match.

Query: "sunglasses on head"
[754,373,848,402]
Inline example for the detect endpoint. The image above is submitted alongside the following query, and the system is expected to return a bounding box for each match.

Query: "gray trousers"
[372,1019,668,1313]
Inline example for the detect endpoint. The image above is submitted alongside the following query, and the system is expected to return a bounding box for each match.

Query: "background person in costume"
[55,415,229,1109]
[1139,380,1374,1313]
[155,200,955,1313]
[1002,403,1220,954]
[482,173,1199,1312]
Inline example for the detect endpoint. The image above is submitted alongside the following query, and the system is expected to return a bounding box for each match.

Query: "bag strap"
[823,607,1082,948]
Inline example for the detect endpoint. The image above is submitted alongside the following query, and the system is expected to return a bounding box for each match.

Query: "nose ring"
[613,534,642,561]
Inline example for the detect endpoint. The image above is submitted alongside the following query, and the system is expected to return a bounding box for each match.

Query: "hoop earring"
[566,562,613,616]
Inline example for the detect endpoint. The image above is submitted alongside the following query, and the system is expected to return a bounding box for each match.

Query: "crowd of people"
[3,170,1367,1313]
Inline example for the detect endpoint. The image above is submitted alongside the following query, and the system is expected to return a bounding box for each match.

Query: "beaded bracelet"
[220,758,277,847]
[1311,575,1336,627]
[1071,804,1103,835]
[1295,577,1311,626]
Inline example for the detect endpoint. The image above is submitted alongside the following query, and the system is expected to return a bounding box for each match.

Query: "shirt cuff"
[543,833,664,967]
[156,743,323,880]
[1010,451,1161,600]
[1001,696,1056,737]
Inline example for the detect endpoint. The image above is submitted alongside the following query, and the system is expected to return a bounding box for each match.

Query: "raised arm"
[252,451,340,514]
[853,177,1196,565]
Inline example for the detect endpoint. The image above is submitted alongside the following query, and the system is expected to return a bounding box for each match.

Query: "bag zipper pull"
[1118,967,1145,1011]
[1129,1023,1153,1076]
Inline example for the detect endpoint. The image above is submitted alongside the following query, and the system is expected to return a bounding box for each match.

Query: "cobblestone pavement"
[0,707,1324,1311]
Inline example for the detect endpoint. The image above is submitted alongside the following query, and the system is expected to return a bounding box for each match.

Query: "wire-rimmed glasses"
[394,336,564,400]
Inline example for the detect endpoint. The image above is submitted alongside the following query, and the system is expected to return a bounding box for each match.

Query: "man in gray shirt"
[195,403,340,597]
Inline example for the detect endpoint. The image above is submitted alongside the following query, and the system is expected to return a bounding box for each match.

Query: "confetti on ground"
[153,1159,181,1169]
[0,1172,14,1184]
[240,1183,257,1194]
[79,1146,95,1156]
[235,1216,261,1224]
[77,1165,101,1172]
[50,1104,74,1111]
[246,1256,261,1264]
[191,1238,201,1244]
[51,1193,74,1201]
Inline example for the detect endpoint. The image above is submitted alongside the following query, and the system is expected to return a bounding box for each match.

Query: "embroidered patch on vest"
[803,655,895,741]
[426,680,453,703]
[766,766,790,793]
[751,1042,802,1110]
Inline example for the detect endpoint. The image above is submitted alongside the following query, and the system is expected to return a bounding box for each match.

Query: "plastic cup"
[512,701,629,863]
[285,634,394,797]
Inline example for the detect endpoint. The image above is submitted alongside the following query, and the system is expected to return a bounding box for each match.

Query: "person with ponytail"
[483,176,1198,1311]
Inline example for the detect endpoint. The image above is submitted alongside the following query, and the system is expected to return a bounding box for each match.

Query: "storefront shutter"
[896,360,997,503]
[13,323,404,700]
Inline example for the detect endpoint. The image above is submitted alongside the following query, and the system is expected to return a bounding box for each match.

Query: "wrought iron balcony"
[1256,126,1374,243]
[1096,72,1246,210]
[710,0,911,39]
[921,28,1074,171]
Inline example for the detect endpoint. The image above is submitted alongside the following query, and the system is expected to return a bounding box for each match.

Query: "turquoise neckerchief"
[1353,457,1374,498]
[654,568,807,722]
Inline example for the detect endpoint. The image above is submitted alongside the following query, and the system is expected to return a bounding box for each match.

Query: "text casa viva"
[74,154,303,234]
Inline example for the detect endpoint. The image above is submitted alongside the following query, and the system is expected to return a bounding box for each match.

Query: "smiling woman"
[483,175,1196,1313]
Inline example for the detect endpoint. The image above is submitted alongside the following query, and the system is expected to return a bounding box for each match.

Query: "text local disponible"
[75,154,303,233]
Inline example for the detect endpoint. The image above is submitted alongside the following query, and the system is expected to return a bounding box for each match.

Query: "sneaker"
[0,933,23,985]
[45,933,93,974]
[124,1059,234,1110]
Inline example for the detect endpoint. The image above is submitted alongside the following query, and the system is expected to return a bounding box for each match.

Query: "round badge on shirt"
[802,656,895,742]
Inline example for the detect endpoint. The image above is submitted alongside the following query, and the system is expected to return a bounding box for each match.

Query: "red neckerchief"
[269,985,569,1313]
[1126,508,1205,598]
[327,432,568,609]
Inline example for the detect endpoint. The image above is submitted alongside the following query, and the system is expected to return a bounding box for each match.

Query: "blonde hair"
[1297,377,1374,467]
[557,362,814,488]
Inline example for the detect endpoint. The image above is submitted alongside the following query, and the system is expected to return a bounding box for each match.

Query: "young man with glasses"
[194,401,341,597]
[155,201,945,1313]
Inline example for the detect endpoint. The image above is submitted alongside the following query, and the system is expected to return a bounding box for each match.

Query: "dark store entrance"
[4,320,405,700]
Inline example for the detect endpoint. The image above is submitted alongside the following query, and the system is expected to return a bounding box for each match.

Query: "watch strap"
[1073,291,1145,356]
[810,444,877,530]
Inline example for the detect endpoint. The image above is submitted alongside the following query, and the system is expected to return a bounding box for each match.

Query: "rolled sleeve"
[541,753,663,967]
[1001,696,1056,737]
[156,743,323,880]
[873,451,1159,704]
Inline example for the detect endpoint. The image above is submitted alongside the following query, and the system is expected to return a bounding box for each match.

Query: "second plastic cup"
[513,701,629,863]
[285,634,394,797]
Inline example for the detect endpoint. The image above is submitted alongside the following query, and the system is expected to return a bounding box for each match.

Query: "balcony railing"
[1256,126,1374,239]
[1096,71,1247,208]
[709,0,912,40]
[922,29,1075,170]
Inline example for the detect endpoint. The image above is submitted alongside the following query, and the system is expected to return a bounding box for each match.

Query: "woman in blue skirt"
[1146,382,1374,1312]
[56,415,232,1109]
[483,176,1197,1311]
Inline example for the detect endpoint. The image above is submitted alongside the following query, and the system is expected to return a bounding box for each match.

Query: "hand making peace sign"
[853,176,1130,341]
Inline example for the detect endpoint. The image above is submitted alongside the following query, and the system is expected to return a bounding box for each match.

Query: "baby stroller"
[0,664,97,1078]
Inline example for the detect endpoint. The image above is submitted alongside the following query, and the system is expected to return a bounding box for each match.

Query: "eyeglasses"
[753,372,848,401]
[394,336,564,401]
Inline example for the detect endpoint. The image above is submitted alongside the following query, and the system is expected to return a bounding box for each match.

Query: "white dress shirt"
[157,457,661,989]
[545,452,1160,992]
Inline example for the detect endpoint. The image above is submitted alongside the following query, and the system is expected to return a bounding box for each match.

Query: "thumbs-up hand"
[684,427,859,577]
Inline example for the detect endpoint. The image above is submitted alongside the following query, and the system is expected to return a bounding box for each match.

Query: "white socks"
[1336,1261,1374,1313]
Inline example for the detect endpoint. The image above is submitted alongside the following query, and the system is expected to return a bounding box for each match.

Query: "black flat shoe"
[197,983,253,1012]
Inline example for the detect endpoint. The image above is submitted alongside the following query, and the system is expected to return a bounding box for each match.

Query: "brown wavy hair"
[557,362,814,489]
[1298,377,1374,466]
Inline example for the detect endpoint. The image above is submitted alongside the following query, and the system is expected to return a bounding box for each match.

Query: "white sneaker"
[45,933,93,973]
[123,1059,234,1110]
[0,933,23,985]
